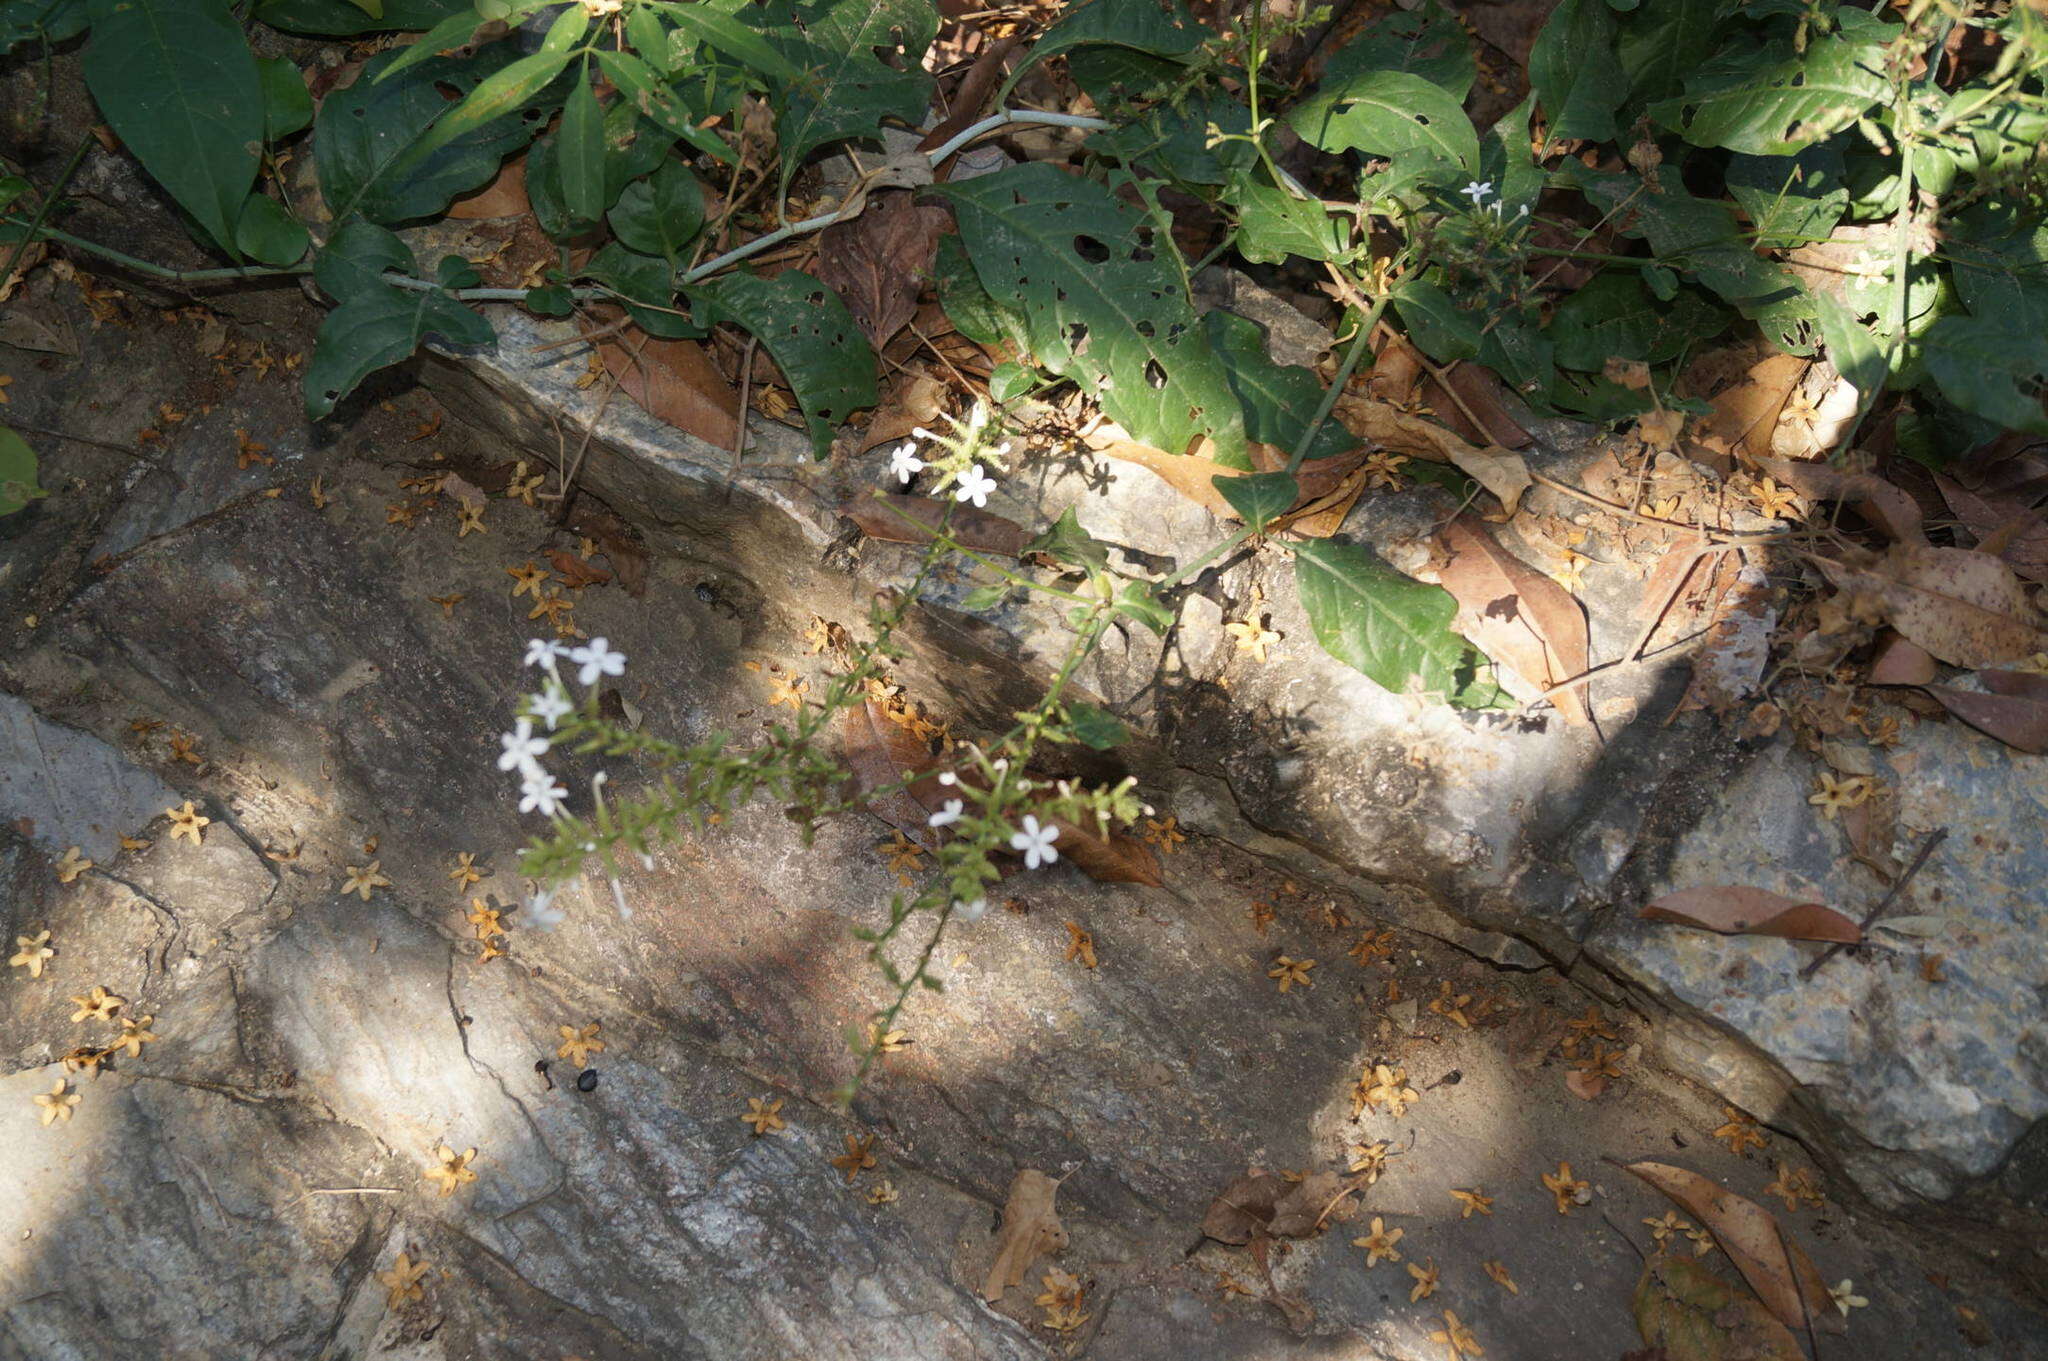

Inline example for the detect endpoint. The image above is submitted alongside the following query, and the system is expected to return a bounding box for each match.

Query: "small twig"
[548,330,644,526]
[1770,1210,1824,1359]
[3,421,156,458]
[724,333,758,497]
[1801,828,1948,980]
[1529,471,1788,544]
[283,1186,398,1209]
[530,317,636,354]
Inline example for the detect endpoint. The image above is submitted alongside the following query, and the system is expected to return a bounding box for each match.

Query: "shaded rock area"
[1,224,2045,1361]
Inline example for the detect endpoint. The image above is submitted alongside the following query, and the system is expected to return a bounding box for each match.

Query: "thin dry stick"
[724,333,758,497]
[283,1187,398,1209]
[548,330,647,526]
[1801,827,1948,981]
[530,316,636,354]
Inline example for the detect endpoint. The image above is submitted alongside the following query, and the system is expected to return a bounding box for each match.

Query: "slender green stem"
[1286,290,1386,475]
[3,135,98,289]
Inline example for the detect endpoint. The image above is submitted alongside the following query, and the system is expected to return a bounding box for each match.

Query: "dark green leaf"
[1294,538,1505,708]
[657,0,798,80]
[1228,170,1349,266]
[1651,20,1894,156]
[1025,506,1111,573]
[1528,0,1628,143]
[1317,1,1473,98]
[403,39,574,165]
[373,6,521,82]
[232,193,309,265]
[988,361,1035,404]
[1392,278,1481,362]
[317,46,545,225]
[558,74,607,225]
[596,49,738,165]
[252,0,461,36]
[1203,309,1356,463]
[1215,471,1297,532]
[0,424,42,517]
[305,224,493,418]
[1922,315,2048,434]
[1007,0,1202,96]
[1811,289,1886,398]
[1064,701,1129,750]
[929,163,1247,465]
[1290,69,1477,171]
[257,55,314,139]
[581,242,699,339]
[1,0,89,56]
[1547,272,1726,371]
[625,5,669,74]
[1726,144,1847,250]
[1087,89,1255,186]
[83,0,263,249]
[932,233,1026,350]
[1948,205,2048,331]
[1614,0,1729,105]
[685,269,876,456]
[771,0,936,184]
[525,284,574,316]
[609,161,704,264]
[1479,94,1540,214]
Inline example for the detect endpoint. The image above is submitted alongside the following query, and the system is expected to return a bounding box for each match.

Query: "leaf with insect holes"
[1294,538,1507,709]
[1319,1,1474,98]
[317,46,550,226]
[1290,68,1477,170]
[685,270,876,457]
[304,223,494,418]
[1818,544,2048,669]
[1650,12,1896,156]
[1626,1162,1842,1336]
[1204,310,1357,465]
[769,0,936,186]
[930,164,1248,465]
[1004,0,1203,98]
[1527,0,1628,142]
[816,189,950,348]
[82,0,263,249]
[1641,887,1862,943]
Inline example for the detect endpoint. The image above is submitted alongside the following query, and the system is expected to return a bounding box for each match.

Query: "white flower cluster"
[503,638,626,818]
[1458,179,1530,222]
[884,400,1011,509]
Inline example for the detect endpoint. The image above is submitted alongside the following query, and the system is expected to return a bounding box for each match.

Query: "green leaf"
[317,46,545,225]
[1064,700,1129,751]
[1726,144,1847,250]
[0,424,42,517]
[1294,538,1505,709]
[961,583,1009,610]
[1922,315,2048,434]
[1203,309,1356,463]
[256,55,314,140]
[82,0,263,250]
[1317,1,1473,99]
[928,164,1247,465]
[609,161,704,264]
[1228,169,1349,266]
[1652,21,1894,156]
[657,0,798,80]
[771,0,936,185]
[1114,580,1175,635]
[1547,272,1726,371]
[558,74,607,225]
[1290,68,1477,171]
[685,269,876,456]
[1007,0,1202,97]
[1479,94,1540,215]
[1393,278,1481,362]
[1948,205,2048,331]
[525,284,574,316]
[988,361,1035,404]
[595,50,737,166]
[1528,0,1628,143]
[1025,506,1111,573]
[1087,89,1255,186]
[403,40,573,166]
[626,5,670,74]
[251,0,460,36]
[1,0,89,57]
[581,242,700,339]
[232,193,310,265]
[372,8,505,83]
[305,222,494,418]
[932,234,1020,348]
[1214,471,1297,532]
[1614,0,1729,105]
[1811,289,1886,398]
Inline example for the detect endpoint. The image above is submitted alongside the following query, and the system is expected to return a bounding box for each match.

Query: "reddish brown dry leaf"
[1924,670,2048,753]
[1565,1069,1608,1101]
[546,548,611,589]
[1200,1170,1338,1244]
[839,699,948,843]
[598,333,740,449]
[1820,544,2048,669]
[1934,473,2048,583]
[1755,457,1925,545]
[1331,394,1530,512]
[1641,887,1862,944]
[981,1169,1068,1302]
[1369,337,1530,449]
[1082,428,1368,538]
[446,154,531,220]
[839,493,1029,557]
[1702,351,1808,464]
[566,506,648,597]
[856,367,947,455]
[1435,515,1591,726]
[1678,559,1777,716]
[815,191,950,349]
[1626,1161,1842,1336]
[1869,633,1938,686]
[1041,811,1163,888]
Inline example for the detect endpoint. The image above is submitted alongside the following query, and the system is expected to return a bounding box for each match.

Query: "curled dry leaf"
[1079,427,1367,539]
[1641,887,1862,944]
[546,549,611,589]
[1934,473,2048,583]
[815,190,951,349]
[1868,632,1938,686]
[598,332,741,450]
[1924,669,2048,754]
[1632,1252,1804,1361]
[1625,1161,1842,1336]
[1038,811,1164,887]
[1819,544,2048,669]
[1434,515,1591,725]
[1702,351,1809,465]
[982,1168,1069,1302]
[840,493,1030,557]
[1331,394,1531,513]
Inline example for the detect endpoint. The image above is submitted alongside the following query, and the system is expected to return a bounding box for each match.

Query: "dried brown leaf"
[839,699,947,842]
[1934,473,2048,583]
[1625,1161,1842,1336]
[1703,352,1808,465]
[446,154,531,220]
[1435,515,1591,725]
[1641,887,1862,944]
[1332,394,1530,511]
[1820,544,2048,668]
[1755,457,1924,545]
[1868,633,1938,686]
[598,333,740,449]
[1041,811,1164,887]
[839,493,1029,557]
[1924,671,2048,753]
[815,190,950,349]
[1201,1170,1338,1244]
[982,1169,1069,1302]
[1632,1253,1805,1361]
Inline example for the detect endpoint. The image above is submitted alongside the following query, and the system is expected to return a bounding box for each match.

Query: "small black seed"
[576,1068,599,1092]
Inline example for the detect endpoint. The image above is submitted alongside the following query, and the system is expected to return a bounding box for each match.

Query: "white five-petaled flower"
[967,401,989,431]
[1459,180,1494,207]
[568,638,626,687]
[928,799,965,828]
[528,687,573,730]
[888,441,926,485]
[518,768,569,817]
[1010,814,1060,870]
[1829,1279,1868,1316]
[953,464,996,509]
[498,719,550,773]
[523,639,564,669]
[954,896,988,922]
